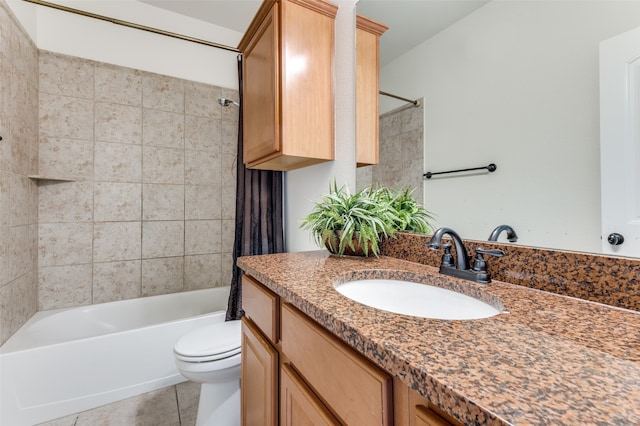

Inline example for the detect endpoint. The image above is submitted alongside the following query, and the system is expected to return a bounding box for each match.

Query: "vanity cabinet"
[238,0,338,171]
[394,378,461,426]
[356,15,388,167]
[241,274,459,426]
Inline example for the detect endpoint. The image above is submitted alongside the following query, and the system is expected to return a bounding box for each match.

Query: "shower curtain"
[226,55,285,321]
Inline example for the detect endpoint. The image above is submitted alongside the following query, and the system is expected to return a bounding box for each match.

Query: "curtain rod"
[379,90,420,107]
[22,0,241,53]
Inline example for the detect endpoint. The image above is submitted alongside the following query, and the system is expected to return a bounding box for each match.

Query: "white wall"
[6,0,240,88]
[379,0,640,253]
[285,0,358,252]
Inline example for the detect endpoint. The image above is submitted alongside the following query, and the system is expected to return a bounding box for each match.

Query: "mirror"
[356,0,640,257]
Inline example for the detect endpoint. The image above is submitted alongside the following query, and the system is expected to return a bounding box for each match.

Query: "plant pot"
[323,230,375,257]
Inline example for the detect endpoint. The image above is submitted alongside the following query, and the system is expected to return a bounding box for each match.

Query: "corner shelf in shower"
[28,175,76,183]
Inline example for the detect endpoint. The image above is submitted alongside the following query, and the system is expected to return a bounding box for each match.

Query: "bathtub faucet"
[428,227,505,283]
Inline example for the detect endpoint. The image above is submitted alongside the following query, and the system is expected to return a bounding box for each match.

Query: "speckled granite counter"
[237,251,640,426]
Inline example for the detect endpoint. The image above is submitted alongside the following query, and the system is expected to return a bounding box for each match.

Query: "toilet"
[174,320,242,426]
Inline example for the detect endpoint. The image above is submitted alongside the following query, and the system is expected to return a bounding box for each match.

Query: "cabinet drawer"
[281,303,393,425]
[242,275,279,342]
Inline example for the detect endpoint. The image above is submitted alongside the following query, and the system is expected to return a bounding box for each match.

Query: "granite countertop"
[237,251,640,426]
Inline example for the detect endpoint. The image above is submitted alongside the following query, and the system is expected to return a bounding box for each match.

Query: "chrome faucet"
[488,225,518,242]
[428,227,505,283]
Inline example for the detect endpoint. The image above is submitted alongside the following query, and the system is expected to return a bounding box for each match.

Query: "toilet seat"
[174,320,241,363]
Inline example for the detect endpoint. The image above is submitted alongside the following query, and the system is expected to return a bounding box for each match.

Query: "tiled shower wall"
[0,1,40,345]
[37,50,238,310]
[356,101,424,204]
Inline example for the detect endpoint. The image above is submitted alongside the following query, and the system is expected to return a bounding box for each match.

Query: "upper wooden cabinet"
[238,0,338,171]
[356,14,388,167]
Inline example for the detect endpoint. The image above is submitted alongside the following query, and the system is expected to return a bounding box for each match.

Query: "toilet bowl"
[174,320,242,426]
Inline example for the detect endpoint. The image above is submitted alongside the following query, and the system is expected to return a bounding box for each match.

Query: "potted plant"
[300,183,433,257]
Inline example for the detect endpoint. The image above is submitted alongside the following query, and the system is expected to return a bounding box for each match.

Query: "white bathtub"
[0,286,231,426]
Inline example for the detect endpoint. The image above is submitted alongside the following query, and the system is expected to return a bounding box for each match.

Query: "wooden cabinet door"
[242,2,280,166]
[281,364,341,426]
[414,405,454,426]
[241,318,278,426]
[356,15,388,167]
[281,303,393,425]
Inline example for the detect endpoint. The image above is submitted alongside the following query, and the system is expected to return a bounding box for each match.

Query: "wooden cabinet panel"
[281,303,393,425]
[242,275,279,342]
[241,318,278,426]
[242,2,280,165]
[394,377,459,426]
[281,363,341,426]
[415,405,455,426]
[239,0,338,171]
[356,15,388,167]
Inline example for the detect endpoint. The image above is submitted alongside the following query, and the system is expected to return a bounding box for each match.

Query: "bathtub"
[0,286,231,426]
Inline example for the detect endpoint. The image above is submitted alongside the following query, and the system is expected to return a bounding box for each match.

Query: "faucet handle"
[472,247,505,273]
[440,243,455,268]
[475,248,505,258]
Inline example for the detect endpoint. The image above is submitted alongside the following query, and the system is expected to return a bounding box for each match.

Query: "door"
[280,364,341,426]
[600,26,640,256]
[241,318,278,426]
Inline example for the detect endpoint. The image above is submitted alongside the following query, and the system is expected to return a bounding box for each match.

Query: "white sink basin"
[334,279,501,320]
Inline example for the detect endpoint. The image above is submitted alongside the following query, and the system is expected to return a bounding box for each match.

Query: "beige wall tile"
[0,171,8,228]
[38,264,92,310]
[185,184,221,220]
[95,102,142,144]
[142,220,184,258]
[142,72,184,113]
[185,115,221,152]
[38,222,93,266]
[142,146,184,184]
[0,227,9,286]
[8,224,36,283]
[142,183,184,221]
[184,253,221,290]
[39,137,93,180]
[222,219,235,253]
[94,182,141,222]
[185,220,221,255]
[39,93,93,140]
[95,64,142,106]
[185,80,220,118]
[39,51,94,99]
[11,234,31,277]
[93,260,141,303]
[185,150,220,185]
[221,185,236,220]
[38,180,93,223]
[220,153,236,188]
[9,173,37,226]
[142,257,184,296]
[143,108,184,148]
[221,252,233,287]
[94,142,142,183]
[94,221,141,262]
[220,88,239,122]
[221,119,238,154]
[0,271,37,343]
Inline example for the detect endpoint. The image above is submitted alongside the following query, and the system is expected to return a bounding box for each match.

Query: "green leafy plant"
[378,186,434,234]
[300,182,433,257]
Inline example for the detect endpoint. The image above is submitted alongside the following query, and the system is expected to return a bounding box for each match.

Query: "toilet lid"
[174,320,241,361]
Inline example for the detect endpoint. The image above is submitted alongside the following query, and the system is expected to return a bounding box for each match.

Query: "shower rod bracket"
[424,163,497,179]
